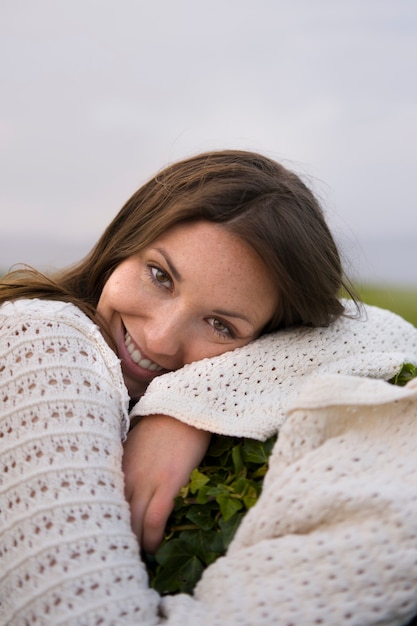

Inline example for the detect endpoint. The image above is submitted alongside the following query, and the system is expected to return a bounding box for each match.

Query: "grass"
[356,284,417,328]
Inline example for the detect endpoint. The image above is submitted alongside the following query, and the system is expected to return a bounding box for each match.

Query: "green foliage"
[389,362,417,386]
[144,434,276,595]
[145,363,417,596]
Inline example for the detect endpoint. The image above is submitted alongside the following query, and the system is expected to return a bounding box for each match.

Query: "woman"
[1,150,417,625]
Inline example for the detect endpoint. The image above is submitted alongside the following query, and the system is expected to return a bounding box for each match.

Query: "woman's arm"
[0,304,159,624]
[123,416,211,553]
[131,303,417,441]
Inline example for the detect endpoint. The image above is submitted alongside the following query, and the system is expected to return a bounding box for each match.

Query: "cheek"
[98,279,118,312]
[105,270,139,306]
[97,276,130,322]
[185,335,249,366]
[184,344,225,365]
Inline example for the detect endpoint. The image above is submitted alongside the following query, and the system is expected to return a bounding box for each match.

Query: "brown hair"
[0,149,358,331]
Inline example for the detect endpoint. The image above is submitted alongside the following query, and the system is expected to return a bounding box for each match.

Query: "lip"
[117,323,169,383]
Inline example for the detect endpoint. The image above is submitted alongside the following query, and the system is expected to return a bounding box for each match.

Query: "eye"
[207,317,234,339]
[149,265,173,290]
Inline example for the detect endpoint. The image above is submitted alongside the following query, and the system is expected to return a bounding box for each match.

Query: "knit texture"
[161,375,417,626]
[132,300,417,439]
[0,300,159,625]
[2,298,417,625]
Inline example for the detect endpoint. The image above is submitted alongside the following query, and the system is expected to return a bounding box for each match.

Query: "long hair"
[0,150,358,331]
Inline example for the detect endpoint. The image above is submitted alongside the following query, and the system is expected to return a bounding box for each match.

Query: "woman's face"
[97,220,278,399]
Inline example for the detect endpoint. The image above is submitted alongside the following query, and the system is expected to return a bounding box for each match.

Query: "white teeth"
[124,332,163,372]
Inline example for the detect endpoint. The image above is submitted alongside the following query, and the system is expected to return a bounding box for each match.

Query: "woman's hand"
[122,414,211,554]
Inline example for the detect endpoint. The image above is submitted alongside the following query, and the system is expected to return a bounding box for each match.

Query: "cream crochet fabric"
[162,374,417,626]
[132,299,417,439]
[1,298,417,625]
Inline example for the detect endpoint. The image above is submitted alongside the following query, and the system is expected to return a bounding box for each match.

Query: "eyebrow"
[154,247,183,282]
[212,308,252,326]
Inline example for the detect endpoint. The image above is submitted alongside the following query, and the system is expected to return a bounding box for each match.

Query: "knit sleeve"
[131,302,417,440]
[159,374,417,626]
[0,301,160,625]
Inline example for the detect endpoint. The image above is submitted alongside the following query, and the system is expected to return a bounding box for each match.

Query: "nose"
[143,305,188,364]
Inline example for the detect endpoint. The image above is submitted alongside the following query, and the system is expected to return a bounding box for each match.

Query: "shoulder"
[0,298,130,437]
[0,298,121,378]
[1,298,102,344]
[1,297,93,326]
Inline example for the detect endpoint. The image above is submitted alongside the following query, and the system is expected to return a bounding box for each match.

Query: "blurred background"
[1,0,416,322]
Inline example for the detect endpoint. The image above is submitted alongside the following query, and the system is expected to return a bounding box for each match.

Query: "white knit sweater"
[1,298,417,625]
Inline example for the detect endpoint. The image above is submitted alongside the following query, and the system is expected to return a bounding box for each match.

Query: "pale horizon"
[1,0,416,287]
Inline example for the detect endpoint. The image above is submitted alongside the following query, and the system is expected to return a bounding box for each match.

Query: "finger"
[128,487,152,544]
[141,488,176,554]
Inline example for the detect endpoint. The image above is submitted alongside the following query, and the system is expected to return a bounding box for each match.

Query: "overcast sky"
[1,0,416,284]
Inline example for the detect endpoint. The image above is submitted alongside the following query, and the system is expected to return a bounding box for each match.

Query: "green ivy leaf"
[219,512,244,548]
[185,504,215,531]
[178,528,224,563]
[390,362,417,386]
[207,436,236,457]
[243,483,260,509]
[241,439,271,465]
[206,483,230,498]
[231,444,244,474]
[151,538,205,594]
[194,484,212,504]
[189,468,210,493]
[231,476,251,496]
[216,494,244,521]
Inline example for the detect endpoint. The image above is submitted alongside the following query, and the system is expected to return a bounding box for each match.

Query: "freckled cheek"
[114,280,149,313]
[186,340,238,365]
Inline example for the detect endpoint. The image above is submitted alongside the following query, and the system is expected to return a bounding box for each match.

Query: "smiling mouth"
[124,332,164,372]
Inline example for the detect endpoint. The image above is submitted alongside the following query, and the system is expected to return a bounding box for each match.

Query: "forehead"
[149,220,278,318]
[152,220,259,270]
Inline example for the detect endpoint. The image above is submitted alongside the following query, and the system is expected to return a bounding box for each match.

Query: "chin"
[124,377,148,400]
